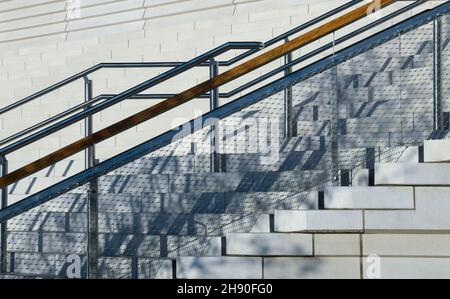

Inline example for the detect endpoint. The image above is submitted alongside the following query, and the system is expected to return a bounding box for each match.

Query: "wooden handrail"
[0,0,396,189]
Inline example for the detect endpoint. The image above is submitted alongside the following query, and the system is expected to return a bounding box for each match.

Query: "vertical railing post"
[84,77,98,279]
[209,58,221,173]
[0,155,8,274]
[284,38,294,138]
[433,17,443,133]
[331,32,340,186]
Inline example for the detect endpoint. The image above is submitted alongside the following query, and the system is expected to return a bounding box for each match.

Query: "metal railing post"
[331,32,340,186]
[84,77,98,279]
[433,17,443,132]
[209,58,221,173]
[284,38,294,138]
[0,155,7,273]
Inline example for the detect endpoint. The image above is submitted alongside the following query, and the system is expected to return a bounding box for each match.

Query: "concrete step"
[339,131,430,149]
[274,210,363,233]
[365,187,450,232]
[176,256,262,279]
[363,234,450,257]
[263,257,360,279]
[9,170,329,196]
[346,98,433,120]
[7,252,173,279]
[226,233,313,256]
[8,210,271,236]
[424,139,450,162]
[344,115,433,136]
[362,257,450,279]
[314,234,360,256]
[7,232,222,258]
[375,163,450,186]
[223,150,332,173]
[101,191,318,214]
[323,186,414,210]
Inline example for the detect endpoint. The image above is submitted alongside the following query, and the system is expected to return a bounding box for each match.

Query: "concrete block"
[114,213,190,235]
[324,186,414,210]
[363,257,450,279]
[142,193,226,214]
[226,233,313,256]
[250,214,271,233]
[98,174,169,193]
[169,173,243,193]
[375,163,450,186]
[424,140,450,162]
[10,252,55,276]
[99,234,160,257]
[42,233,86,255]
[193,213,266,236]
[177,257,262,279]
[7,232,39,252]
[138,258,173,279]
[396,146,419,163]
[98,257,132,279]
[314,234,360,256]
[352,169,369,187]
[167,236,222,258]
[365,187,450,232]
[275,210,363,233]
[225,191,318,213]
[98,194,142,213]
[363,234,450,257]
[264,257,361,279]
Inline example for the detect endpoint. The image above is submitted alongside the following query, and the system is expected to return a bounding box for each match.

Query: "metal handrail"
[0,0,422,153]
[0,0,401,187]
[0,42,263,155]
[0,43,263,116]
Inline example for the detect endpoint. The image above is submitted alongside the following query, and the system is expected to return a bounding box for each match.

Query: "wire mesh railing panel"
[442,14,450,135]
[6,188,88,278]
[2,10,449,279]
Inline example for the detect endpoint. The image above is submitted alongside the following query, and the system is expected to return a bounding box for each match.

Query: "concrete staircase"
[1,7,449,280]
[177,139,450,279]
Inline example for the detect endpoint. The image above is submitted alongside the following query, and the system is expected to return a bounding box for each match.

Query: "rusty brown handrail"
[0,0,396,188]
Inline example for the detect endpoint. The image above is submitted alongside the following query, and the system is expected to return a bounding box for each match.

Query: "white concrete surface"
[363,234,450,257]
[274,210,363,232]
[264,257,361,279]
[375,163,450,186]
[363,257,450,279]
[365,187,450,232]
[226,233,313,256]
[314,234,360,256]
[177,256,262,279]
[424,139,450,162]
[324,186,414,210]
